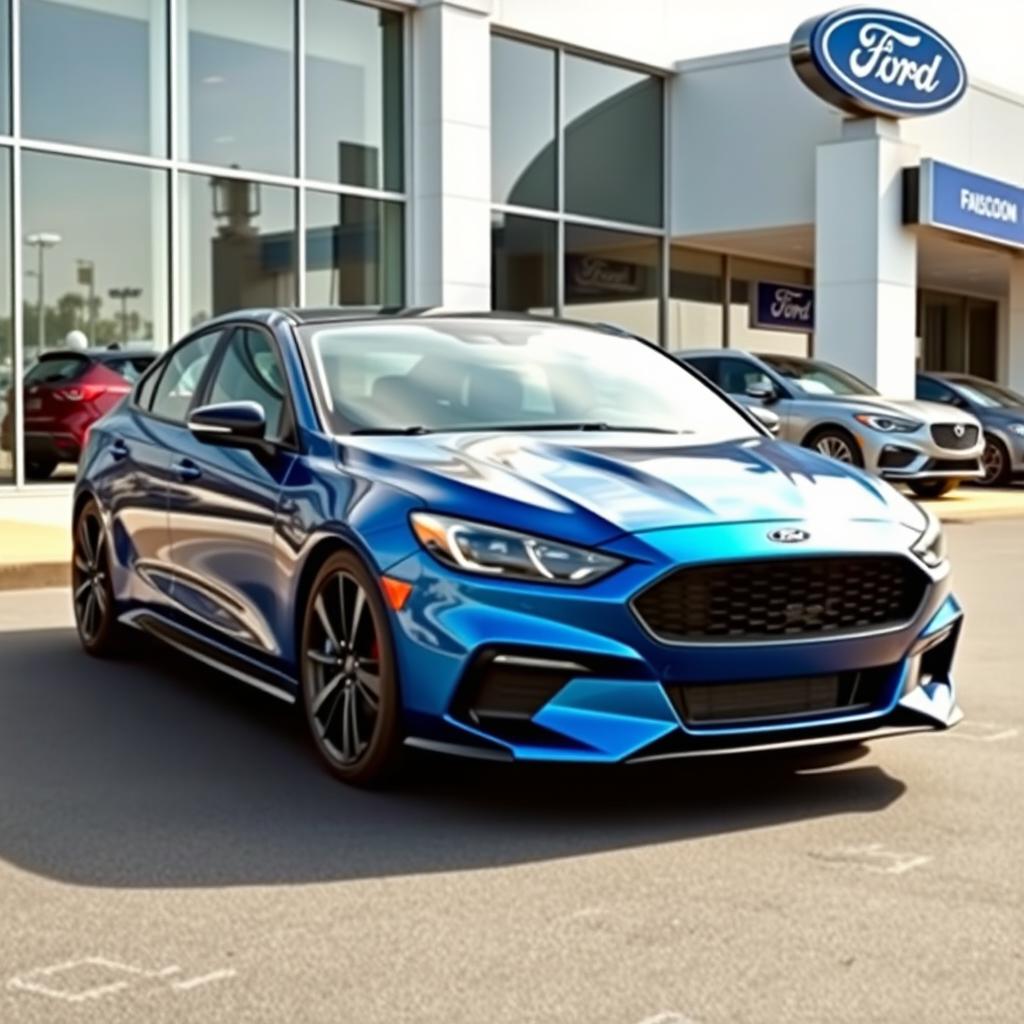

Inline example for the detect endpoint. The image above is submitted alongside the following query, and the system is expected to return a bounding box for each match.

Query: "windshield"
[760,355,877,397]
[951,378,1024,409]
[302,318,757,439]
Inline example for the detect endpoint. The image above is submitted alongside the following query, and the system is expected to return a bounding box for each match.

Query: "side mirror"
[188,400,267,449]
[746,380,778,404]
[748,404,780,436]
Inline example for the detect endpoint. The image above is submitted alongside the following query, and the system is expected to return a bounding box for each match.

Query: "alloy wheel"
[981,439,1006,485]
[73,509,110,645]
[815,435,855,463]
[305,570,383,765]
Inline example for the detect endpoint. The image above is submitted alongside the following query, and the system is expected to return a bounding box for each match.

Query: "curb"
[0,561,70,592]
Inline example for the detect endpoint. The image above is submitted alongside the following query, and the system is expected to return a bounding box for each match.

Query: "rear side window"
[24,355,89,386]
[149,331,222,422]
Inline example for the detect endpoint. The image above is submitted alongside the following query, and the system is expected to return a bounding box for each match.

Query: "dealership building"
[2,0,1024,495]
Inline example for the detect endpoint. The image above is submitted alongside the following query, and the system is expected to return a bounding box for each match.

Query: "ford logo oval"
[768,528,810,544]
[791,9,967,118]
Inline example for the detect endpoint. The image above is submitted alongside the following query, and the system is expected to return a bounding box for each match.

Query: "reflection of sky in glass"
[22,151,166,348]
[490,37,556,210]
[181,173,296,328]
[184,0,294,176]
[22,0,163,155]
[306,0,402,191]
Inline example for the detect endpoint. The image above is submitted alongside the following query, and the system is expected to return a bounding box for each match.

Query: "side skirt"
[120,609,297,705]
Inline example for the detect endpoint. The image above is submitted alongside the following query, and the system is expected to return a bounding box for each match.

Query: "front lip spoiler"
[625,721,958,763]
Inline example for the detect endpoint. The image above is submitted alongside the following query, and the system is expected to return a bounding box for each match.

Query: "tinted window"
[491,213,556,314]
[564,56,662,227]
[150,332,221,422]
[303,319,754,441]
[683,357,720,385]
[916,377,957,404]
[24,356,89,385]
[718,358,773,397]
[104,356,155,383]
[207,328,287,440]
[491,36,556,210]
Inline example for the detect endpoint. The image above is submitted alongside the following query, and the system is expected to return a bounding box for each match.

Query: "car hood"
[340,431,921,546]
[801,393,979,425]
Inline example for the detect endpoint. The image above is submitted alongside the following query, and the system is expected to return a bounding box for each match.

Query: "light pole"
[77,259,97,343]
[25,233,62,358]
[108,287,142,344]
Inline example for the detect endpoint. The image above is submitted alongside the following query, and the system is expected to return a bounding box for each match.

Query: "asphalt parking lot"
[0,519,1021,1024]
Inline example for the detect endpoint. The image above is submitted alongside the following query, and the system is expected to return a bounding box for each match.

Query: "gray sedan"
[917,372,1024,486]
[678,350,983,498]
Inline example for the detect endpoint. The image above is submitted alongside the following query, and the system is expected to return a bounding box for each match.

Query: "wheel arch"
[291,533,360,667]
[800,421,858,448]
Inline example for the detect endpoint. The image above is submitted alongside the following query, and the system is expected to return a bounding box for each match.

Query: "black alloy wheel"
[72,499,121,656]
[300,551,403,786]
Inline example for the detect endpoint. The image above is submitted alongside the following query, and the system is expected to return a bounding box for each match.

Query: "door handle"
[173,459,202,482]
[110,438,130,461]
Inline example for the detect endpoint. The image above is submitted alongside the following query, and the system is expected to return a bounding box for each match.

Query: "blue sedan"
[72,309,963,785]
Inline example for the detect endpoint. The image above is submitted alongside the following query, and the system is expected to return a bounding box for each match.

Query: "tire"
[299,550,404,787]
[26,458,57,480]
[979,434,1012,487]
[72,498,125,657]
[908,478,960,499]
[805,427,864,468]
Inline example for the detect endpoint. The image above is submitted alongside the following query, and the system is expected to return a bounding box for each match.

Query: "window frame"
[134,326,226,425]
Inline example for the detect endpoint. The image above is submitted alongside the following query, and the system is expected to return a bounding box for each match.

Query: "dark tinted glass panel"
[564,56,662,226]
[0,150,11,484]
[306,0,403,191]
[916,377,956,404]
[208,328,286,439]
[24,355,88,385]
[22,151,168,358]
[150,331,221,422]
[306,190,403,307]
[491,36,556,210]
[669,247,723,351]
[491,213,555,313]
[1,3,9,135]
[182,0,295,176]
[22,0,166,155]
[182,173,296,329]
[564,223,660,342]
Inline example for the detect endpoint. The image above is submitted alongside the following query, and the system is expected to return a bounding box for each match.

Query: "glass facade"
[490,34,665,339]
[0,0,406,487]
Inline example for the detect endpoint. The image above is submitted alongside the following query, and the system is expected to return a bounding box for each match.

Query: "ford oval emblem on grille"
[768,527,810,544]
[953,423,965,438]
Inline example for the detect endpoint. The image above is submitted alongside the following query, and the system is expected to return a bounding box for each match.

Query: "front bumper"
[386,520,963,763]
[860,427,984,481]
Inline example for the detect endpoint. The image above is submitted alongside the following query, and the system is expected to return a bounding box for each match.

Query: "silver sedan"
[679,350,984,498]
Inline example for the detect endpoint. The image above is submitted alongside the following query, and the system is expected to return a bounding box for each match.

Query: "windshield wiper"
[455,422,688,434]
[350,425,432,436]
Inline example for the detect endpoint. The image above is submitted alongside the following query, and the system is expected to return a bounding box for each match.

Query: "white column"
[815,118,919,398]
[1002,260,1024,392]
[410,0,492,309]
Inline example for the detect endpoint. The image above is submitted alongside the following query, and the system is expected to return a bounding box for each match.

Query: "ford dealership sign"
[791,9,967,118]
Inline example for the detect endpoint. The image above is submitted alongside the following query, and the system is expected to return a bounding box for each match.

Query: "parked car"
[678,349,984,498]
[0,348,155,479]
[72,309,962,786]
[916,372,1024,487]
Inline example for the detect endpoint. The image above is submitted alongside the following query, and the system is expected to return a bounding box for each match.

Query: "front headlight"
[911,507,947,568]
[410,512,623,585]
[1008,423,1024,438]
[853,413,922,433]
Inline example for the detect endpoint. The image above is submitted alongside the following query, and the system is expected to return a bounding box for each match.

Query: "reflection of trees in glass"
[22,293,154,352]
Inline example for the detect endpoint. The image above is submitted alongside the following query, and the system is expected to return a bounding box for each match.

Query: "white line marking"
[171,969,237,991]
[811,843,932,875]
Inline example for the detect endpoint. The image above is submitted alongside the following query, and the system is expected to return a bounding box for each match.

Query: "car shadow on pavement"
[0,628,906,889]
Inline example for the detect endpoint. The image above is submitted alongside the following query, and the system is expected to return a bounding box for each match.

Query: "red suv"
[1,349,155,479]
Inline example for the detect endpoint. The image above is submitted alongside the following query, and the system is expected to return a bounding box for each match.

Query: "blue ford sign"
[791,9,967,118]
[909,160,1024,249]
[751,282,814,333]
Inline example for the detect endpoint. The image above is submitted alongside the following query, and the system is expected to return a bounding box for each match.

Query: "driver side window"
[719,358,773,397]
[206,328,290,443]
[148,331,223,422]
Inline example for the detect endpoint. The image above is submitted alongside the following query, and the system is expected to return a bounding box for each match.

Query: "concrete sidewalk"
[1,485,1022,592]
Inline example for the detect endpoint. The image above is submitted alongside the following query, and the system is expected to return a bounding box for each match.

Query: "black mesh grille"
[925,457,980,472]
[634,556,927,643]
[878,447,917,469]
[667,666,892,727]
[931,424,979,450]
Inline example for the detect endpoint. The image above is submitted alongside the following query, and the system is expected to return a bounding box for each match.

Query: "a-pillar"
[815,117,919,398]
[409,0,493,309]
